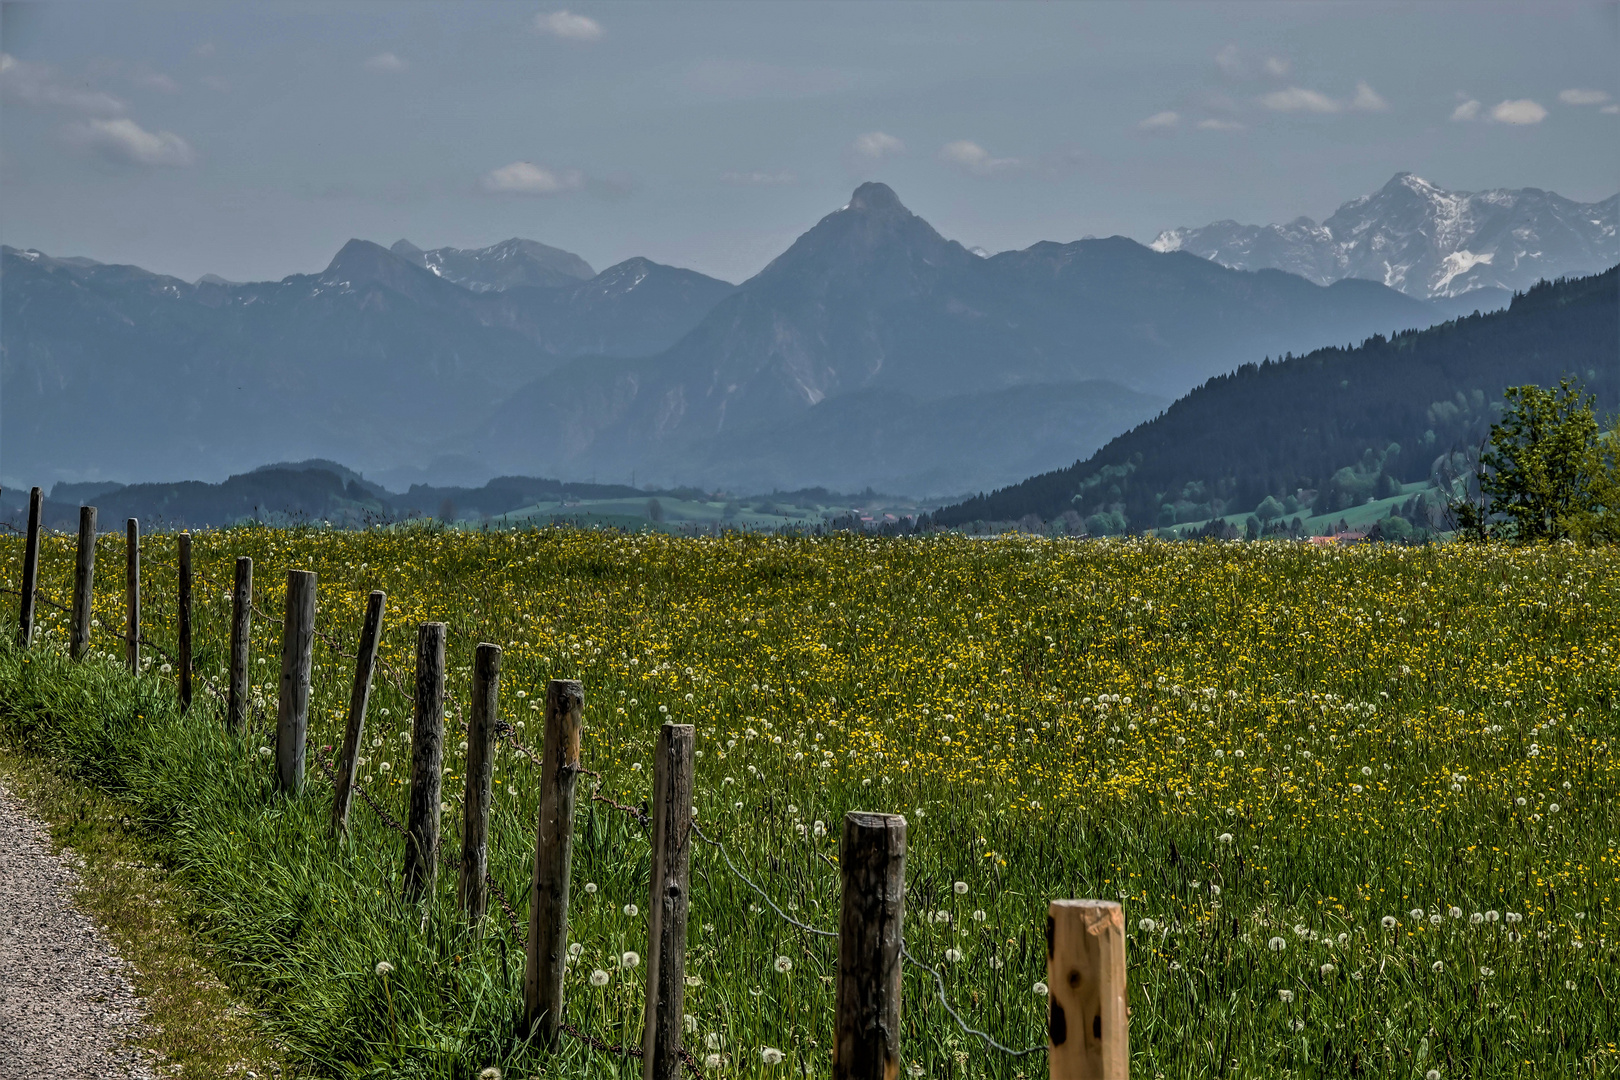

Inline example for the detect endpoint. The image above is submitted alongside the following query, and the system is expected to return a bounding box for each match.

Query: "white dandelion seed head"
[1032,981,1049,996]
[1278,989,1294,1003]
[590,969,610,987]
[623,903,639,918]
[1139,918,1157,933]
[774,956,792,973]
[1268,937,1287,952]
[954,881,969,895]
[760,1047,785,1065]
[375,961,394,977]
[621,951,640,970]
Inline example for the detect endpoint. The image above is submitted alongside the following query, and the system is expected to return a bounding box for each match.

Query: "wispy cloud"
[1138,110,1179,131]
[1263,56,1290,78]
[939,140,1020,175]
[481,161,585,195]
[533,10,603,41]
[720,169,795,186]
[1260,86,1341,113]
[1490,98,1547,125]
[65,117,195,167]
[1559,88,1611,106]
[1197,118,1244,131]
[0,53,126,116]
[364,52,407,73]
[851,131,904,159]
[1214,44,1245,79]
[1350,81,1388,112]
[1603,104,1620,115]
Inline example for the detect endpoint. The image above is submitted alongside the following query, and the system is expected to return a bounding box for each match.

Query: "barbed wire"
[900,945,1045,1058]
[689,821,838,939]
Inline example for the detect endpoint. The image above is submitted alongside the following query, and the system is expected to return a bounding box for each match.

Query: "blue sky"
[2,1,1615,284]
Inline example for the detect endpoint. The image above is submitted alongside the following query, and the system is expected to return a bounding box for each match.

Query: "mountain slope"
[934,266,1620,531]
[472,183,1442,491]
[1153,173,1618,299]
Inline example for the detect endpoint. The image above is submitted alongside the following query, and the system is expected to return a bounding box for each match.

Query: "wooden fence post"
[125,519,140,672]
[834,811,907,1080]
[228,557,252,731]
[523,678,584,1044]
[16,487,42,648]
[70,505,97,661]
[275,569,316,794]
[643,722,695,1080]
[177,531,192,711]
[1046,900,1128,1080]
[402,622,446,902]
[459,642,502,923]
[331,590,386,837]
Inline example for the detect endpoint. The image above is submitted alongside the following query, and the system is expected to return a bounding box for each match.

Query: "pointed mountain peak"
[323,239,405,278]
[390,239,423,257]
[846,182,908,215]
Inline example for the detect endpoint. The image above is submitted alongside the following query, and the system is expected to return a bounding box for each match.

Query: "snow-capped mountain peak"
[1152,174,1618,299]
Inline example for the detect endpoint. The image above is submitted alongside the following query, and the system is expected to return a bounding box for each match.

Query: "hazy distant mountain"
[389,237,596,291]
[475,182,1442,493]
[1152,173,1618,300]
[0,242,731,487]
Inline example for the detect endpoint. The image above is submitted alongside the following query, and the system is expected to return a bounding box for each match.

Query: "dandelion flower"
[705,1055,722,1069]
[706,1033,722,1050]
[258,746,272,758]
[1320,963,1335,976]
[590,969,610,987]
[1485,910,1499,922]
[479,1069,501,1080]
[774,956,792,974]
[1032,981,1049,996]
[621,951,640,969]
[375,961,394,977]
[1432,960,1444,973]
[760,1047,785,1065]
[954,881,969,895]
[584,882,597,895]
[1218,833,1234,844]
[624,903,639,917]
[972,910,986,922]
[1138,918,1157,933]
[568,942,583,958]
[1409,908,1424,920]
[943,948,962,962]
[1268,937,1287,952]
[1426,1071,1441,1080]
[1548,803,1560,813]
[1381,916,1398,929]
[1278,989,1294,1003]
[1469,912,1483,925]
[1449,906,1462,919]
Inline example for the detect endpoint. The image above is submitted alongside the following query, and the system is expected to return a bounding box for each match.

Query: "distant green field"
[1164,482,1436,540]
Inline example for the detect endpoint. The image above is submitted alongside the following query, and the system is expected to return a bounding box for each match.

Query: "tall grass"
[2,526,1616,1078]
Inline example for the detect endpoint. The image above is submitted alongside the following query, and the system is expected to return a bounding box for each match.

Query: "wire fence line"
[8,569,1049,1069]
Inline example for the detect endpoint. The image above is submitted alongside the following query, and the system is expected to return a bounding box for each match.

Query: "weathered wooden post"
[523,678,584,1044]
[177,531,192,711]
[458,642,501,923]
[69,506,97,661]
[1046,900,1129,1080]
[275,569,317,794]
[16,487,42,648]
[643,722,695,1080]
[331,590,386,837]
[124,519,140,672]
[834,811,907,1080]
[228,557,252,730]
[402,622,446,902]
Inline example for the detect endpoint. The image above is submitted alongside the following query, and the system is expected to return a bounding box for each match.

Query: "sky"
[2,1,1616,285]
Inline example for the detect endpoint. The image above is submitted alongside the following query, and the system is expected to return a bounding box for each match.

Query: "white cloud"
[1602,104,1620,115]
[533,10,603,41]
[1138,110,1179,131]
[1263,56,1290,78]
[65,117,195,167]
[939,139,1020,175]
[720,169,796,185]
[1490,98,1547,125]
[364,52,407,73]
[1197,118,1244,131]
[1451,98,1482,122]
[852,131,904,158]
[133,69,180,93]
[1260,86,1341,113]
[481,161,584,195]
[1350,81,1388,112]
[1559,88,1611,106]
[1214,44,1245,78]
[0,53,126,116]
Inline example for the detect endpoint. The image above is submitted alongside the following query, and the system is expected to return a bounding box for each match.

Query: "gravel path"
[0,779,157,1079]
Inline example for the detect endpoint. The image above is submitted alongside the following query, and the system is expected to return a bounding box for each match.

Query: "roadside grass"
[0,729,288,1080]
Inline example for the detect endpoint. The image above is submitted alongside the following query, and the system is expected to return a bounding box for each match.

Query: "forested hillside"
[934,267,1619,532]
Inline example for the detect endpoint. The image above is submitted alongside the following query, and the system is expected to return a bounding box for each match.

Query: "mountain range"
[1152,173,1617,300]
[1,178,1576,497]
